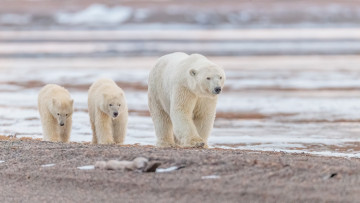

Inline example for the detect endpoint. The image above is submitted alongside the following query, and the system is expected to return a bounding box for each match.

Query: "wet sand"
[0,138,360,202]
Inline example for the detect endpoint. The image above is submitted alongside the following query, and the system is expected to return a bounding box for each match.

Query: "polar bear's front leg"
[95,110,114,144]
[170,93,205,148]
[113,113,128,144]
[149,97,176,147]
[90,120,97,144]
[193,98,217,148]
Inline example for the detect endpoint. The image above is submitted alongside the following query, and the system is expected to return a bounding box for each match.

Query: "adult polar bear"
[148,52,226,148]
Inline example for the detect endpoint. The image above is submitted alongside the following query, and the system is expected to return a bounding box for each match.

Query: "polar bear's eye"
[57,113,59,116]
[109,104,113,107]
[66,114,68,116]
[118,104,121,106]
[206,77,211,80]
[220,76,222,79]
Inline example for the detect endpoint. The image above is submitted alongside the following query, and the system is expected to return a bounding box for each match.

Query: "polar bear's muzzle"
[213,86,222,94]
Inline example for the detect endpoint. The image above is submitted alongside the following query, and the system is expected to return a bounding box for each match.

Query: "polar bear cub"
[38,84,74,142]
[148,52,226,148]
[88,78,128,144]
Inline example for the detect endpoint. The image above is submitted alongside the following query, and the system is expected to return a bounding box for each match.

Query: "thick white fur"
[38,84,74,142]
[88,78,128,144]
[148,52,226,148]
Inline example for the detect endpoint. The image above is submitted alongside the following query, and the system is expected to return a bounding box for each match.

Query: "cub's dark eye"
[118,104,121,106]
[57,113,59,116]
[109,104,113,106]
[66,114,68,116]
[220,76,222,79]
[206,77,211,80]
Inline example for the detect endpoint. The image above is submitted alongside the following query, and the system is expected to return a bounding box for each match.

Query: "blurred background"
[1,0,360,56]
[1,0,360,157]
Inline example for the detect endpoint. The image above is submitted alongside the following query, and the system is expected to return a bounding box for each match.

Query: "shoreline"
[1,135,359,160]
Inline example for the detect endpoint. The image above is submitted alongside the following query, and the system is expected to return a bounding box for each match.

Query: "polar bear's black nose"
[113,112,118,117]
[214,87,222,94]
[60,123,64,126]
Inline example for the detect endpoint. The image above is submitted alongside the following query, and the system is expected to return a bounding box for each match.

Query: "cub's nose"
[60,123,64,126]
[113,112,118,117]
[214,87,222,94]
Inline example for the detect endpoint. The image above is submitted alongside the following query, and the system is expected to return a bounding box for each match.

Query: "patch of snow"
[41,164,55,167]
[156,166,181,173]
[233,147,360,159]
[77,165,95,170]
[0,161,5,163]
[201,175,220,179]
[56,4,132,25]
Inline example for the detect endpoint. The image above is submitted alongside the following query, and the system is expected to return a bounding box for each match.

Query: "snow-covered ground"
[1,55,360,158]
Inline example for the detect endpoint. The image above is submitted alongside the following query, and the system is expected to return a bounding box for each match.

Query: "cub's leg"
[113,113,128,144]
[95,110,114,144]
[61,116,72,143]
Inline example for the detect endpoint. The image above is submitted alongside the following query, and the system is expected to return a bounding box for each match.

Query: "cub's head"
[188,65,226,98]
[51,98,74,127]
[101,93,126,119]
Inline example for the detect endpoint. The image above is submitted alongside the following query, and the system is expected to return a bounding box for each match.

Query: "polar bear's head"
[188,64,226,98]
[101,93,126,119]
[51,98,74,127]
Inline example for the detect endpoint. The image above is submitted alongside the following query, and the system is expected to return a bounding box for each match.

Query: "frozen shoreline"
[1,58,360,158]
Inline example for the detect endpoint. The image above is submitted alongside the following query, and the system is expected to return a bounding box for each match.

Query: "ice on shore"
[156,166,182,173]
[77,165,95,170]
[202,175,220,179]
[41,164,55,167]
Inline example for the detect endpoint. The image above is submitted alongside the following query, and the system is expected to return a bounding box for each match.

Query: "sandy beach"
[1,138,360,202]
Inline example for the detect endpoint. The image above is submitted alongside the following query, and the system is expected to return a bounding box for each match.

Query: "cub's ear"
[70,99,74,106]
[189,69,197,76]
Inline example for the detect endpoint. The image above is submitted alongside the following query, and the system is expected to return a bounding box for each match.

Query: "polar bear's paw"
[185,136,205,148]
[99,137,115,145]
[156,141,177,148]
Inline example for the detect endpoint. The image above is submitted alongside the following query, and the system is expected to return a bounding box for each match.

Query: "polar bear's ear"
[70,99,74,106]
[189,69,197,76]
[52,98,57,106]
[102,93,110,100]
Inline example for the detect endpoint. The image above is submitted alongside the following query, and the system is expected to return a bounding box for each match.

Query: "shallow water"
[1,56,360,158]
[1,28,360,158]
